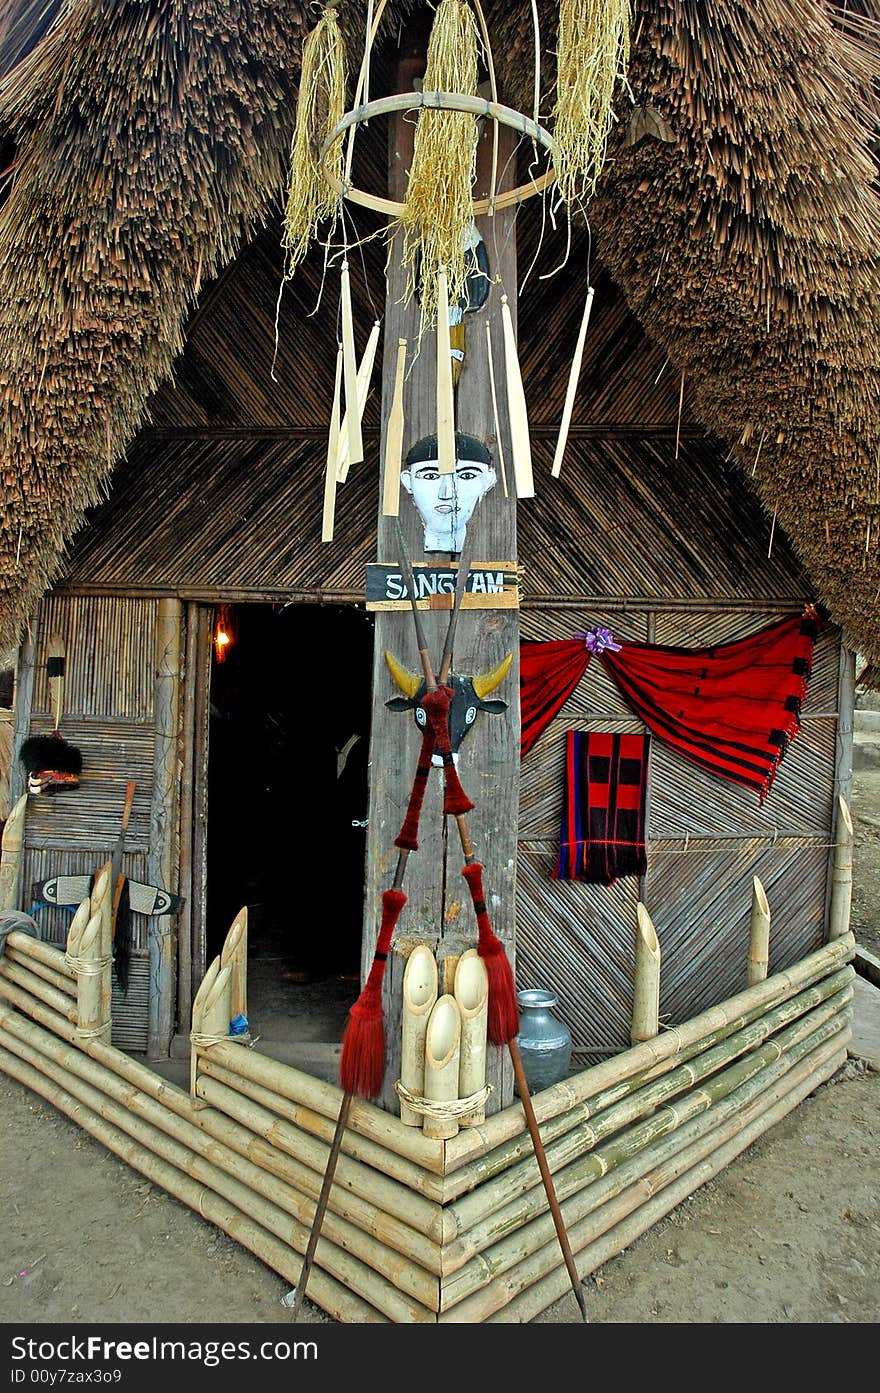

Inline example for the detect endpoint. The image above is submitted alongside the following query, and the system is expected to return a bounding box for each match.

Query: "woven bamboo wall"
[17,595,160,1049]
[517,437,838,1061]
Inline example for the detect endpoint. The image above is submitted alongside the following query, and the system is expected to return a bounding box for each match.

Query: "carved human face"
[400,453,496,554]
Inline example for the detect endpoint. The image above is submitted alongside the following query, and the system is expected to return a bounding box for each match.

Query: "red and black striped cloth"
[552,731,650,885]
[521,612,822,802]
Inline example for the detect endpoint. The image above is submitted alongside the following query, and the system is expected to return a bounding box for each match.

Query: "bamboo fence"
[0,889,858,1323]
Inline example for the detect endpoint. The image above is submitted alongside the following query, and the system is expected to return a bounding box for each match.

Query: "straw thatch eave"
[0,0,879,667]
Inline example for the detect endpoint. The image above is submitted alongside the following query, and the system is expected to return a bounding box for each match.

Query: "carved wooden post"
[364,37,520,1111]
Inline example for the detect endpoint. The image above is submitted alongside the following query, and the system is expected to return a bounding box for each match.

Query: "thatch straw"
[552,0,631,205]
[400,0,480,326]
[281,5,346,277]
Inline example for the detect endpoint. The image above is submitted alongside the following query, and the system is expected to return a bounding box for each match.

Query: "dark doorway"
[205,603,373,1038]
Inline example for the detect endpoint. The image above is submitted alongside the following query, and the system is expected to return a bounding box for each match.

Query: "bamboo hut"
[0,0,876,1321]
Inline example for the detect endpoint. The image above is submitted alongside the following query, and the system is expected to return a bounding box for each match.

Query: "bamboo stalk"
[201,961,233,1043]
[321,345,343,543]
[205,1037,446,1172]
[483,1036,848,1324]
[436,268,455,475]
[443,1009,851,1283]
[4,947,76,998]
[828,794,854,940]
[339,261,363,468]
[0,1020,437,1320]
[551,285,594,478]
[442,932,856,1174]
[454,949,489,1127]
[423,994,462,1141]
[444,1023,849,1322]
[189,953,221,1101]
[381,338,407,517]
[443,970,854,1224]
[0,1046,391,1325]
[220,908,248,1026]
[193,1075,444,1267]
[6,930,75,981]
[65,898,92,961]
[400,944,438,1127]
[500,293,534,498]
[0,792,27,911]
[0,959,78,1021]
[199,1056,446,1202]
[747,876,771,985]
[631,904,661,1044]
[74,912,110,1041]
[337,319,381,482]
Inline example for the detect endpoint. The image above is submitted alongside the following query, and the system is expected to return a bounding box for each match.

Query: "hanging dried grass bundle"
[282,7,347,277]
[401,0,480,325]
[552,0,631,206]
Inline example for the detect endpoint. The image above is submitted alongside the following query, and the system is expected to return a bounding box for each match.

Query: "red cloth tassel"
[339,888,407,1098]
[421,687,474,816]
[394,726,436,850]
[461,861,519,1045]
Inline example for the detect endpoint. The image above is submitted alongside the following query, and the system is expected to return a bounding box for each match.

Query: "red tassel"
[421,687,474,816]
[394,726,436,850]
[339,888,407,1098]
[461,862,519,1045]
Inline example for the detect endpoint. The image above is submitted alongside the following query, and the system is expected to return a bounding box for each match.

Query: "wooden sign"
[366,561,519,611]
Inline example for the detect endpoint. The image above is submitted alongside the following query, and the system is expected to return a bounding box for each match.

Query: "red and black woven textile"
[552,731,650,885]
[521,613,823,801]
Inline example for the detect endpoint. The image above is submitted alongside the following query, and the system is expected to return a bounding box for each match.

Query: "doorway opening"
[205,603,373,1043]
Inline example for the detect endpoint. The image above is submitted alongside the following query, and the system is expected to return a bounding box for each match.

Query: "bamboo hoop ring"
[320,90,558,218]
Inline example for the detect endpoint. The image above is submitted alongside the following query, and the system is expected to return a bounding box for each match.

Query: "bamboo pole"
[220,908,248,1028]
[0,959,79,1021]
[65,898,92,963]
[189,953,221,1101]
[0,792,27,911]
[321,345,343,543]
[200,961,233,1043]
[0,1046,391,1325]
[442,932,856,1174]
[747,876,772,985]
[205,1037,446,1173]
[381,338,407,517]
[828,794,854,940]
[443,1021,849,1322]
[443,970,854,1225]
[199,1056,446,1203]
[423,995,462,1141]
[339,261,363,470]
[4,947,76,998]
[6,930,76,982]
[0,1017,440,1311]
[483,1034,848,1324]
[442,1004,852,1284]
[74,911,110,1042]
[455,949,489,1127]
[400,945,438,1126]
[193,1075,444,1265]
[631,904,661,1044]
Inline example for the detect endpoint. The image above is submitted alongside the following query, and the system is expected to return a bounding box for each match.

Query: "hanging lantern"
[213,605,236,664]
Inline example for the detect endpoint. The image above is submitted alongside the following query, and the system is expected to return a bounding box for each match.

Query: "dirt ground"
[1,774,878,1330]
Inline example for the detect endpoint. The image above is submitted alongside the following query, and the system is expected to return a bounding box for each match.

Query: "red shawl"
[520,612,822,801]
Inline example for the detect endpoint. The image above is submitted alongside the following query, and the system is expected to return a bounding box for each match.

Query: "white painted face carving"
[400,454,497,555]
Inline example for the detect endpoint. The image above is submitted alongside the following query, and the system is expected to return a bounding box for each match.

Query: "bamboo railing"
[0,877,857,1324]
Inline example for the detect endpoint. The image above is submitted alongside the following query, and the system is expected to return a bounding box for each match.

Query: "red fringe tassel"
[394,726,436,850]
[461,861,519,1045]
[339,887,407,1098]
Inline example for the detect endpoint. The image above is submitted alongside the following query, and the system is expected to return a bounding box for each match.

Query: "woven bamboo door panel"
[18,595,161,1050]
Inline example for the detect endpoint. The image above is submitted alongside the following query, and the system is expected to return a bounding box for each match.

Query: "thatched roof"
[1,1,879,668]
